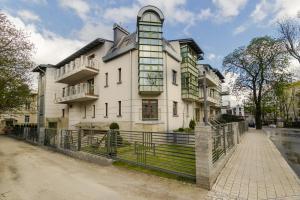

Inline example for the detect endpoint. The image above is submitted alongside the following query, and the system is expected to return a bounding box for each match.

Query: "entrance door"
[195,108,200,122]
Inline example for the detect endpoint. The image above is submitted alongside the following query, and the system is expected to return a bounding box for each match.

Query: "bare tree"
[223,36,290,129]
[0,12,34,112]
[278,19,300,63]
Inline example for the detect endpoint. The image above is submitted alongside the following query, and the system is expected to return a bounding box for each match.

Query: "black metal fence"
[44,128,58,147]
[8,124,38,143]
[58,129,196,180]
[211,123,234,164]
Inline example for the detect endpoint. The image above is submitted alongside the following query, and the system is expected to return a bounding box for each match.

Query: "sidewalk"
[207,129,300,200]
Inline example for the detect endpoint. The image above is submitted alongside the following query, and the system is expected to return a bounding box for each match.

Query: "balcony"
[199,71,219,87]
[199,96,218,105]
[55,83,98,104]
[55,57,99,84]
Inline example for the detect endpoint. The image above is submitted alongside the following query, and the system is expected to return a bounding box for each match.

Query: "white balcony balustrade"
[55,56,99,84]
[55,83,98,104]
[199,70,220,87]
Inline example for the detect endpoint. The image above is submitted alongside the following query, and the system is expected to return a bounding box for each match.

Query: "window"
[92,105,95,118]
[118,101,122,117]
[88,54,95,67]
[105,103,108,117]
[24,115,30,123]
[173,101,178,116]
[172,70,177,85]
[87,79,94,95]
[118,68,122,84]
[25,102,31,110]
[83,105,86,118]
[62,109,65,117]
[105,73,108,87]
[142,99,158,120]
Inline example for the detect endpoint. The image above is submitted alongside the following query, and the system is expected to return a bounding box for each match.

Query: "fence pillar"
[39,127,45,145]
[233,122,239,145]
[195,124,214,189]
[57,129,62,148]
[77,130,82,151]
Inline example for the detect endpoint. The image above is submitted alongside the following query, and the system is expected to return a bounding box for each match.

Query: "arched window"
[141,12,160,23]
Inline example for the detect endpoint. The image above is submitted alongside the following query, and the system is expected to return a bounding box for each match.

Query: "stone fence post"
[232,122,239,145]
[195,124,214,189]
[38,127,45,145]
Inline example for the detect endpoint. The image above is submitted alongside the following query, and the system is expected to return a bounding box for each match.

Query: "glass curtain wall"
[138,12,163,94]
[180,44,199,100]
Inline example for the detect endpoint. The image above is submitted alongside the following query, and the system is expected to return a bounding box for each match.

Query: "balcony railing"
[55,56,99,84]
[199,90,219,105]
[199,71,219,87]
[55,83,98,104]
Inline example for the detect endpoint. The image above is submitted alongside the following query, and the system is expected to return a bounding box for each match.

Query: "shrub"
[189,119,196,130]
[178,127,184,132]
[109,122,119,130]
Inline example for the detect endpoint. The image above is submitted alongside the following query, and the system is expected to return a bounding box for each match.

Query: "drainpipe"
[130,50,133,131]
[203,71,208,125]
[165,52,169,132]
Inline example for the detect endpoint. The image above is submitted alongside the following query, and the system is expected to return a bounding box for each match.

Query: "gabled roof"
[168,38,204,60]
[55,38,112,68]
[32,64,55,72]
[199,64,225,82]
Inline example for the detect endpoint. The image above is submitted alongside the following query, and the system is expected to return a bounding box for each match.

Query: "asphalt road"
[0,136,207,200]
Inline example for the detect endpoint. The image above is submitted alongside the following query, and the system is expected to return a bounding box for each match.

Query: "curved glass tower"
[137,6,164,94]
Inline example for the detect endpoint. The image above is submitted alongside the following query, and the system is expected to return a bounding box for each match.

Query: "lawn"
[81,142,196,179]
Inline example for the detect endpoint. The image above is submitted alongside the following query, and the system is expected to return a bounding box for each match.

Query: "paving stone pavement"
[206,129,300,200]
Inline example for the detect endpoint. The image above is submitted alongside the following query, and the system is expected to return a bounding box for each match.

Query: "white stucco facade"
[33,6,225,132]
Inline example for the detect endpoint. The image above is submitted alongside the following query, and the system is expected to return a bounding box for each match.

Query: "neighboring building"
[198,64,225,121]
[33,5,226,132]
[222,103,245,117]
[0,92,38,131]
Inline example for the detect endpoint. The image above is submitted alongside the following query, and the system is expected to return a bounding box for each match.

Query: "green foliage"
[0,13,34,112]
[223,36,290,129]
[174,127,193,133]
[189,119,196,130]
[109,122,119,130]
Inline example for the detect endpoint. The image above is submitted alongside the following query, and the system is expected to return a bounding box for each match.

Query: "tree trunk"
[255,102,262,129]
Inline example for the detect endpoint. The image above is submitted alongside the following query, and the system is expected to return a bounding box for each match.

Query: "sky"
[1,0,300,105]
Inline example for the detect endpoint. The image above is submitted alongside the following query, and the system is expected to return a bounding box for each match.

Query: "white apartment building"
[33,5,226,132]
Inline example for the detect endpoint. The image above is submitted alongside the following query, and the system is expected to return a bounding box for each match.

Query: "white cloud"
[250,0,271,22]
[198,8,213,21]
[21,0,47,4]
[207,53,216,60]
[233,25,247,35]
[78,21,112,42]
[17,10,40,22]
[4,12,83,65]
[59,0,90,20]
[104,4,140,24]
[212,0,248,19]
[250,0,300,24]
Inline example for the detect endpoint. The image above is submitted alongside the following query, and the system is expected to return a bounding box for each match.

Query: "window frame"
[105,103,108,118]
[173,101,178,117]
[105,72,108,87]
[117,68,122,84]
[117,101,122,117]
[142,99,158,121]
[172,70,177,85]
[92,105,95,118]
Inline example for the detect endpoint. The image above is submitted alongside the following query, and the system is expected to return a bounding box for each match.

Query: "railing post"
[77,130,82,151]
[223,126,226,155]
[195,124,214,189]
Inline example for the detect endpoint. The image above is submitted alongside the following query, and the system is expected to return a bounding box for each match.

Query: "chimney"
[113,23,129,45]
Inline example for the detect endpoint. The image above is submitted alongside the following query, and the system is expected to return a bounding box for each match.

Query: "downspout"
[165,52,169,131]
[130,50,133,131]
